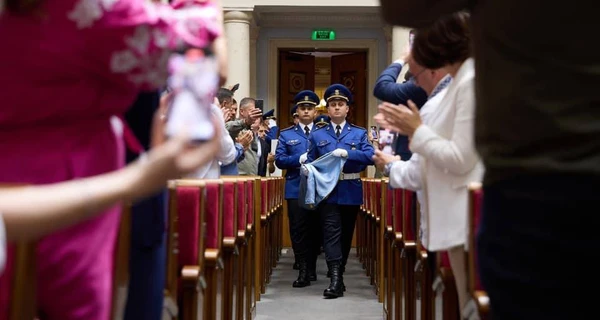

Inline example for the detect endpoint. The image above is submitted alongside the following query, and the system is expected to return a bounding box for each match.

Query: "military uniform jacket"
[307,123,375,205]
[275,124,313,199]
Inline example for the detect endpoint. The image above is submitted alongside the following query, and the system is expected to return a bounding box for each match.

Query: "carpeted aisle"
[255,249,383,320]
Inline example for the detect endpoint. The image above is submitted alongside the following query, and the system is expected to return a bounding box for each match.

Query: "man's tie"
[336,125,341,137]
[304,126,310,137]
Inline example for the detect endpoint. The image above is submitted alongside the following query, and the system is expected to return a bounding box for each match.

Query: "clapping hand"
[374,100,422,137]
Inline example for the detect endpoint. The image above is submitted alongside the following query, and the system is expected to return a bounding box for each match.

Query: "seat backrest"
[468,182,484,292]
[260,178,268,217]
[174,181,206,268]
[236,179,247,234]
[204,180,224,251]
[392,188,403,233]
[385,181,393,229]
[402,189,416,241]
[247,178,256,227]
[374,180,382,218]
[222,179,238,240]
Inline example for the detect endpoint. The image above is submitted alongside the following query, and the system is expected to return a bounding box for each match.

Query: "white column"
[224,10,251,100]
[391,26,411,80]
[249,27,259,99]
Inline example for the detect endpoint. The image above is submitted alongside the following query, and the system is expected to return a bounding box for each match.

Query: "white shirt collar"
[330,120,347,131]
[300,122,313,132]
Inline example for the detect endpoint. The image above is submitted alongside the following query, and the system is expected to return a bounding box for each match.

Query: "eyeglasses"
[409,68,427,84]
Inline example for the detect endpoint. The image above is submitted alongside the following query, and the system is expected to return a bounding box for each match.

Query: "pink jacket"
[0,0,220,317]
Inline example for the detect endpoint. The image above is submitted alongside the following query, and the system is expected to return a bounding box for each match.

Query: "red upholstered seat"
[440,251,451,268]
[374,180,382,218]
[176,186,202,267]
[393,188,403,232]
[386,187,393,228]
[222,180,236,238]
[403,189,416,241]
[470,187,484,291]
[261,180,268,215]
[205,182,222,250]
[237,180,247,232]
[246,180,254,225]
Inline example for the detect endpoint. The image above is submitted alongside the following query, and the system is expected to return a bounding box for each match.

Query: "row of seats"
[6,176,285,320]
[356,178,489,320]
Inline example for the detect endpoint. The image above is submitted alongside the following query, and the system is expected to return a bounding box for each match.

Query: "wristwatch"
[383,161,396,177]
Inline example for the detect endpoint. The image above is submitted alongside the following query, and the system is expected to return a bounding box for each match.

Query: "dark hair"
[4,0,43,15]
[232,98,237,105]
[411,11,471,69]
[217,88,233,104]
[239,97,256,110]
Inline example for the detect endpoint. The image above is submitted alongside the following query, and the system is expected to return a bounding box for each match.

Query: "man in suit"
[123,91,166,320]
[275,90,320,287]
[373,56,428,161]
[307,84,375,298]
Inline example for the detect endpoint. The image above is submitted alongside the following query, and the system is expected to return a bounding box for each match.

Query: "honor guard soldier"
[275,90,321,287]
[306,84,374,298]
[314,114,330,128]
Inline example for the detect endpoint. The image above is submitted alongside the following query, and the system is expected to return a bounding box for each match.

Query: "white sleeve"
[0,214,6,275]
[211,105,237,165]
[388,154,423,191]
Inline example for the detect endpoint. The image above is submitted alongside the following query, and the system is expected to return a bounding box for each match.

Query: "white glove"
[299,153,308,164]
[332,148,348,158]
[300,165,309,176]
[268,119,277,128]
[393,59,404,66]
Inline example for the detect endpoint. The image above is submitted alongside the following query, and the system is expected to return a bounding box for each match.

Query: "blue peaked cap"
[324,84,353,104]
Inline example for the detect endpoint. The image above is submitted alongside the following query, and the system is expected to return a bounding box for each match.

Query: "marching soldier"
[314,114,330,128]
[306,84,374,298]
[275,90,321,287]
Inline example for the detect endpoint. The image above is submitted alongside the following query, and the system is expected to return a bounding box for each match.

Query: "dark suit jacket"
[257,138,271,177]
[373,62,428,161]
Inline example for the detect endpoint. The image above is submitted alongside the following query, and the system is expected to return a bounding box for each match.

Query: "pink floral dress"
[0,0,220,318]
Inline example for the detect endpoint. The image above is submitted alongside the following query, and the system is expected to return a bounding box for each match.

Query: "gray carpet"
[256,248,383,320]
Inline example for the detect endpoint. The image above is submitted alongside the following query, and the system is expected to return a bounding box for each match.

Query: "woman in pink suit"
[0,0,223,318]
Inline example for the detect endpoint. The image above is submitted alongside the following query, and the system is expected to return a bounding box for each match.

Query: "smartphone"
[370,126,378,140]
[255,99,264,112]
[379,129,395,155]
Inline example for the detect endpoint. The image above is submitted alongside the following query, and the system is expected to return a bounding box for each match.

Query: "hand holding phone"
[255,99,264,113]
[378,129,395,155]
[370,126,378,141]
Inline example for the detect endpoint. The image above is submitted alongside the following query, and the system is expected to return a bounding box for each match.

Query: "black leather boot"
[326,260,332,278]
[323,261,344,298]
[307,257,317,282]
[293,261,300,270]
[293,261,310,288]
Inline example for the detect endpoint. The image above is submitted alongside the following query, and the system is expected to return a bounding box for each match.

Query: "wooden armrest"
[392,232,404,248]
[181,265,207,291]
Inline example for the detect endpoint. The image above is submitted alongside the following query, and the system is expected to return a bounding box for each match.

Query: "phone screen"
[255,99,264,112]
[370,126,378,140]
[379,129,395,154]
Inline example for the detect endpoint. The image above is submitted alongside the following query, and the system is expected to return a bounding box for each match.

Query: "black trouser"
[287,199,320,263]
[320,203,359,264]
[477,174,599,320]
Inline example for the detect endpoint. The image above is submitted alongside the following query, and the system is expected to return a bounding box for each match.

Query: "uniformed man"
[275,90,321,287]
[306,84,375,298]
[314,114,330,128]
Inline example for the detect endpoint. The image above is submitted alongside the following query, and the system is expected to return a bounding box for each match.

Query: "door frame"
[268,39,379,128]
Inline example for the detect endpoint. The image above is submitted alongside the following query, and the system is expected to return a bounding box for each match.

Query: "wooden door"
[278,51,315,248]
[332,52,367,248]
[331,52,367,128]
[278,51,316,128]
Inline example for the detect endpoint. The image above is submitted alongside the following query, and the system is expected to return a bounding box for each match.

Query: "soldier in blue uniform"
[314,114,330,128]
[307,84,375,298]
[275,90,321,287]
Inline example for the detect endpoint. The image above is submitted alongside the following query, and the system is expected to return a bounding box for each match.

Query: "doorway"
[277,49,368,129]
